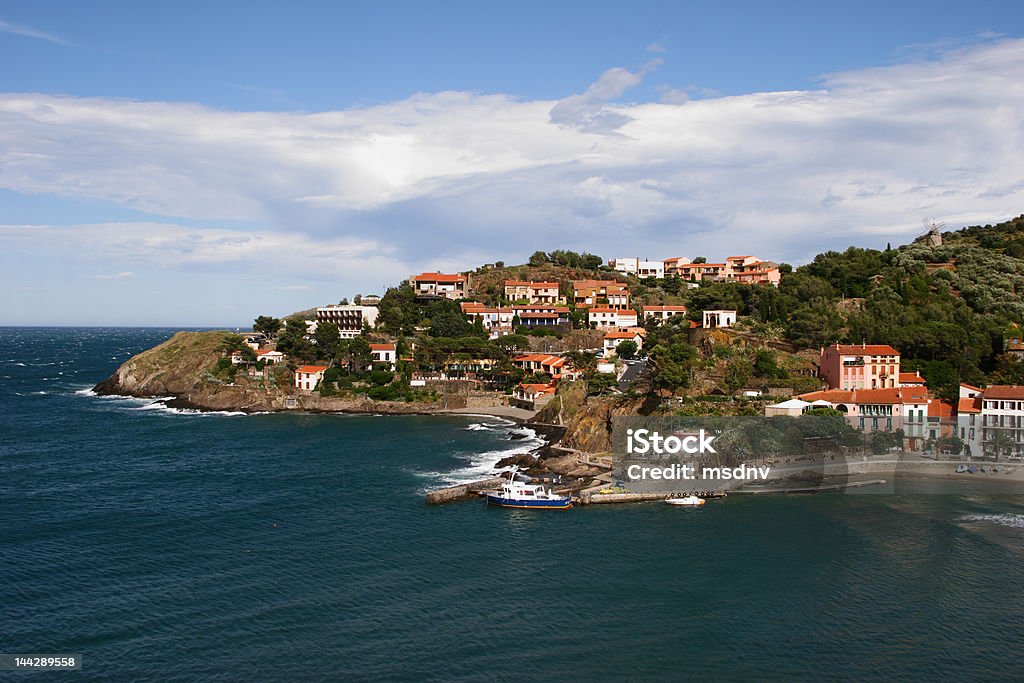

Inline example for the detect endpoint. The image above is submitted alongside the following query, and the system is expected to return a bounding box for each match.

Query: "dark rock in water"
[494,452,538,469]
[93,373,120,396]
[509,432,528,441]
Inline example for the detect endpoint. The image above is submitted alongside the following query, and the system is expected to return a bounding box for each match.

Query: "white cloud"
[549,59,662,132]
[0,19,72,46]
[93,271,136,280]
[0,37,1022,280]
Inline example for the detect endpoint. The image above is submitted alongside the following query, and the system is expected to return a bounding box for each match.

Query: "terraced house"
[572,280,630,309]
[503,280,563,304]
[820,343,901,390]
[409,272,469,300]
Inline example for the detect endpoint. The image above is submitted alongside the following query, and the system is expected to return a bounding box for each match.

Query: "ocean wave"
[434,432,547,486]
[959,513,1024,529]
[130,399,247,417]
[74,388,97,397]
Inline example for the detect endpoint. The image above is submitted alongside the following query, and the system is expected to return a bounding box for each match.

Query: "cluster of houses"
[241,264,1024,460]
[609,254,782,287]
[763,343,1024,460]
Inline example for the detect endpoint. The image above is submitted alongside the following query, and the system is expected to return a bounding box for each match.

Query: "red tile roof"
[957,397,982,414]
[829,344,900,356]
[929,400,954,418]
[411,272,465,283]
[370,343,396,351]
[518,382,556,394]
[644,305,688,312]
[799,387,929,405]
[296,365,329,374]
[983,385,1024,399]
[604,331,643,339]
[899,372,926,385]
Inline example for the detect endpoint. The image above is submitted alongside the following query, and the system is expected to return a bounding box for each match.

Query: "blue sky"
[1,1,1023,325]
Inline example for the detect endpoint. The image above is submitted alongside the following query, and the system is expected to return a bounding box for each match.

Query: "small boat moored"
[486,467,573,510]
[665,495,706,507]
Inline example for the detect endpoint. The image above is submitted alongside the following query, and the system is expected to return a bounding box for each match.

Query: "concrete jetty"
[425,477,503,505]
[729,479,887,494]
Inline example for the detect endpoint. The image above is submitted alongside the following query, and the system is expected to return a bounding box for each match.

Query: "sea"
[2,327,1024,681]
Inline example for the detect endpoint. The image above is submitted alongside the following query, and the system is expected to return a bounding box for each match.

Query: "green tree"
[347,336,373,372]
[786,299,843,349]
[650,340,697,393]
[313,321,342,359]
[378,283,421,336]
[616,340,638,359]
[253,315,282,338]
[724,357,753,392]
[587,372,618,395]
[528,251,549,266]
[219,333,249,354]
[428,299,475,338]
[985,429,1015,462]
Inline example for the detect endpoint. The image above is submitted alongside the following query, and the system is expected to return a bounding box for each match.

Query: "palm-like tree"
[984,429,1016,462]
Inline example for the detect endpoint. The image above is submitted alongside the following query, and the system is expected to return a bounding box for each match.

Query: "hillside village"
[217,216,1024,461]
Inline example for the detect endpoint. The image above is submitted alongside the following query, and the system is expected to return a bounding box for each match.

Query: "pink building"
[820,344,901,390]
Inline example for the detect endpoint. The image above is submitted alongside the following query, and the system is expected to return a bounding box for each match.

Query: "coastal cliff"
[93,330,514,416]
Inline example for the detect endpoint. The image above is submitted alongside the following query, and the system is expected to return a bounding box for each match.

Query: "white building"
[316,305,379,339]
[609,258,664,279]
[255,349,285,364]
[603,330,644,358]
[702,310,737,329]
[409,272,468,300]
[294,365,328,392]
[958,385,1024,460]
[370,343,397,370]
[643,305,688,322]
[588,307,638,330]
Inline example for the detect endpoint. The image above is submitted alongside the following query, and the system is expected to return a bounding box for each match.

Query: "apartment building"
[572,280,630,309]
[316,305,380,339]
[820,344,901,390]
[409,272,469,300]
[588,307,638,329]
[503,280,563,304]
[958,385,1024,460]
[643,305,688,322]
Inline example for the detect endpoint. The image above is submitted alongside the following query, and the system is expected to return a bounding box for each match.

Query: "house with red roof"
[799,386,937,450]
[820,343,901,390]
[572,280,630,309]
[409,272,468,300]
[294,365,329,392]
[511,383,557,409]
[643,304,688,322]
[603,330,645,358]
[511,354,575,381]
[503,280,564,305]
[956,384,1024,461]
[370,343,397,370]
[588,307,638,330]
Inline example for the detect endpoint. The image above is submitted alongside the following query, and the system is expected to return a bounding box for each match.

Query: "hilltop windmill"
[917,218,945,247]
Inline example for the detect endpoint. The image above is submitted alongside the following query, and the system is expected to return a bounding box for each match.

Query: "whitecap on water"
[959,513,1024,529]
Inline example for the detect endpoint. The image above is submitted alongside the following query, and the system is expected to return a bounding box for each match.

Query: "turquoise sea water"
[3,327,1024,681]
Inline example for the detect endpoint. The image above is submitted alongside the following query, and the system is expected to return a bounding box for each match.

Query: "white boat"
[665,495,705,507]
[486,467,573,510]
